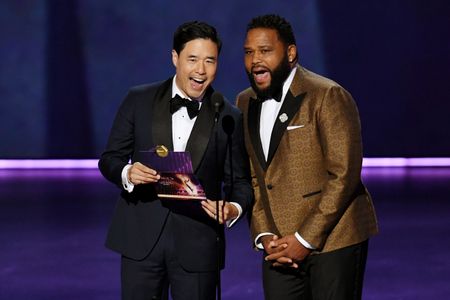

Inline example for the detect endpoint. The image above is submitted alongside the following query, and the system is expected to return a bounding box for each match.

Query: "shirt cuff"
[254,232,276,250]
[121,164,134,193]
[225,202,242,228]
[294,232,316,250]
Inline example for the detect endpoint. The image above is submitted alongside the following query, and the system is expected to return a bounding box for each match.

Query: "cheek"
[179,66,192,77]
[244,61,252,73]
[206,65,217,77]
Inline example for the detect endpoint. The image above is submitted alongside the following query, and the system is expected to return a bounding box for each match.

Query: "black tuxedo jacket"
[99,78,253,272]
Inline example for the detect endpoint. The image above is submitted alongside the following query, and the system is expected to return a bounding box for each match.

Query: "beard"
[247,54,292,101]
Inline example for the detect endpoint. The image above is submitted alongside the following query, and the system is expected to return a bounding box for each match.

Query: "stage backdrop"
[1,0,449,158]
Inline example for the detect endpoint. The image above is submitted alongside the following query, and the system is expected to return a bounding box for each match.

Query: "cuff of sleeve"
[225,202,242,228]
[294,232,316,250]
[121,164,134,193]
[254,232,275,250]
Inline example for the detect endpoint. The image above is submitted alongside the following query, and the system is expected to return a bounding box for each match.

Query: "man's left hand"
[265,234,312,268]
[201,200,238,224]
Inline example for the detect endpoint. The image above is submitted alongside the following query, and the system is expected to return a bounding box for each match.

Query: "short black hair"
[173,21,222,54]
[247,14,296,47]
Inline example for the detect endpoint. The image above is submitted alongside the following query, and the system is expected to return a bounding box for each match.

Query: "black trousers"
[121,214,216,300]
[262,240,369,300]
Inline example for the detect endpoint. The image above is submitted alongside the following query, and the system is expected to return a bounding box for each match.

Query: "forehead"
[244,28,282,47]
[180,38,218,57]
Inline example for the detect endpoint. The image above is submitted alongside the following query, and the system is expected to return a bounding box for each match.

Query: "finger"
[133,162,158,175]
[132,167,159,180]
[205,199,224,209]
[131,163,160,183]
[275,256,293,264]
[265,250,288,262]
[201,205,215,218]
[272,236,289,245]
[272,261,298,269]
[130,172,159,184]
[269,240,288,250]
[201,201,216,215]
[272,262,283,267]
[202,200,225,216]
[201,202,223,223]
[269,236,282,248]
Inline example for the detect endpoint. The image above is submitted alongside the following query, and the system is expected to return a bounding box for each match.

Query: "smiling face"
[172,38,218,100]
[244,28,296,99]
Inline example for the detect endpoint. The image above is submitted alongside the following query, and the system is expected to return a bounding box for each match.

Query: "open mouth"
[252,67,270,84]
[190,77,206,90]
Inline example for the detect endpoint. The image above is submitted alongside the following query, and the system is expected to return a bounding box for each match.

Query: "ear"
[287,45,297,63]
[172,50,178,68]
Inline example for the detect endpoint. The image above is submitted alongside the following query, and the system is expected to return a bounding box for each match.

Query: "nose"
[196,61,206,74]
[251,52,261,66]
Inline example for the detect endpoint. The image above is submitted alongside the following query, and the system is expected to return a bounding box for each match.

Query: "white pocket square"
[287,125,305,130]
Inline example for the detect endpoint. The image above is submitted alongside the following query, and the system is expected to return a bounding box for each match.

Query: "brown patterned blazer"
[236,65,378,253]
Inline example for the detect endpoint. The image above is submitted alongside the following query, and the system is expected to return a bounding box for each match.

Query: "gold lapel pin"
[155,145,169,157]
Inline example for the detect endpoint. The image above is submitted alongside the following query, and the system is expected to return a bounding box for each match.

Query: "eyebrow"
[187,55,216,60]
[244,44,272,49]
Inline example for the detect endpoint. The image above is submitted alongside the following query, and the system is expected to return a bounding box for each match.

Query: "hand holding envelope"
[127,162,160,185]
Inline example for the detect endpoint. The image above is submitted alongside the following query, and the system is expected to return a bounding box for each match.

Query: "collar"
[279,66,297,103]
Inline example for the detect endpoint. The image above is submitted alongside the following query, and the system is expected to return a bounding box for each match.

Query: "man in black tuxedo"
[99,21,253,300]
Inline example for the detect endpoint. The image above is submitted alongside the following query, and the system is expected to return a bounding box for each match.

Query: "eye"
[244,50,253,55]
[206,59,216,64]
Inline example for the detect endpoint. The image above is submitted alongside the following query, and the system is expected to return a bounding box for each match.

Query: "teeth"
[192,78,205,83]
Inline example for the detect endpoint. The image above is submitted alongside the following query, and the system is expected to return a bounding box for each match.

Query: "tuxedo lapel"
[266,90,306,166]
[185,89,217,172]
[151,79,174,151]
[247,97,267,170]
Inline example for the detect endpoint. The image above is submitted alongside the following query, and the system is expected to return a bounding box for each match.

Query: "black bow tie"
[170,95,200,119]
[256,90,283,103]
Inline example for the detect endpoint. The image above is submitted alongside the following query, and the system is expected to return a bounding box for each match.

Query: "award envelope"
[140,149,206,200]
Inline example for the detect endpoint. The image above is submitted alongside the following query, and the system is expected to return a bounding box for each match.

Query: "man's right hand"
[261,235,299,268]
[128,162,160,185]
[261,235,287,255]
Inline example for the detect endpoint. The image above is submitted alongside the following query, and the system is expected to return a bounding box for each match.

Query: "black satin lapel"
[266,91,306,165]
[185,95,216,172]
[151,79,174,150]
[248,98,267,170]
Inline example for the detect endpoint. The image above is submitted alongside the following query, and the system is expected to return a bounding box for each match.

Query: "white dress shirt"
[254,67,315,250]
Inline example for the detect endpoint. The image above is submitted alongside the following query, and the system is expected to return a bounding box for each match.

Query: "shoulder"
[128,78,171,98]
[235,87,255,111]
[295,67,355,105]
[120,78,171,107]
[297,66,343,92]
[236,87,255,102]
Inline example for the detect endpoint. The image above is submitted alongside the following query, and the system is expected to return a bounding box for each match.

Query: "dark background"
[1,0,449,158]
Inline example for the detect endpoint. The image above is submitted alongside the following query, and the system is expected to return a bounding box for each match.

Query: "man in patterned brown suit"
[236,15,378,300]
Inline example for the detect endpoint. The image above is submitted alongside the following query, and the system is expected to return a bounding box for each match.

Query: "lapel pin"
[279,113,288,123]
[155,145,169,157]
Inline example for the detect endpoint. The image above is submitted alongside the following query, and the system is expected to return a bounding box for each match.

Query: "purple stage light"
[0,159,98,169]
[362,157,450,167]
[0,158,450,169]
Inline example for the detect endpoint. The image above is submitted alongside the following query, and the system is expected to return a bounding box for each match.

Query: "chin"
[188,91,203,99]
